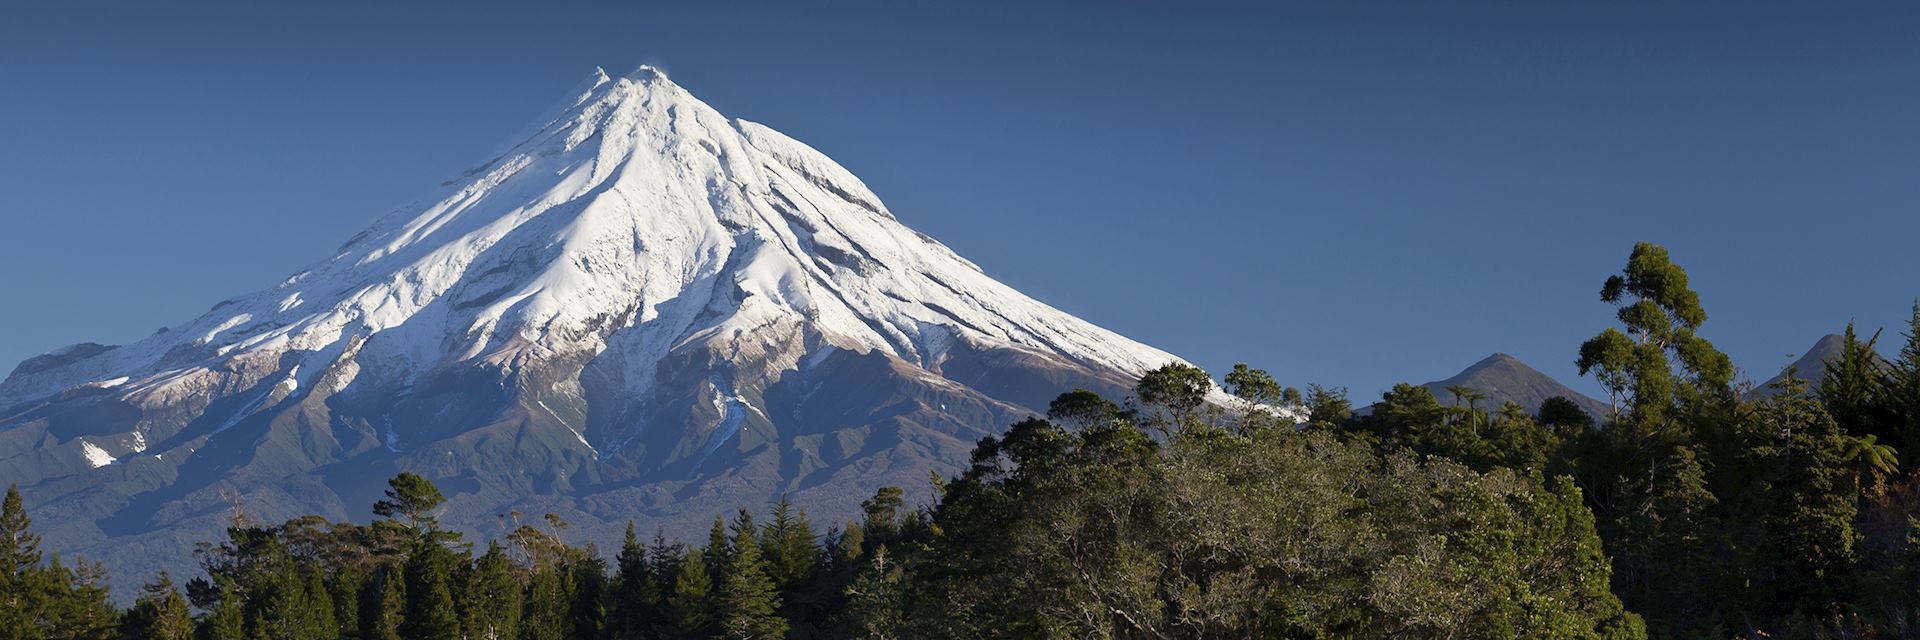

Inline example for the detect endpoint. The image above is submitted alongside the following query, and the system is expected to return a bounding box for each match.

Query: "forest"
[4,242,1920,639]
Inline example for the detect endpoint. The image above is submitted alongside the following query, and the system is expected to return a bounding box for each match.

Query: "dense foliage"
[2,242,1918,639]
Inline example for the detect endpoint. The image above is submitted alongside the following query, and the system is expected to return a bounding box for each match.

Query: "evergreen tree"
[326,568,366,640]
[462,542,521,640]
[665,548,713,638]
[120,573,194,640]
[372,473,446,531]
[704,516,731,581]
[518,566,570,640]
[1757,376,1862,615]
[400,540,460,640]
[609,522,662,639]
[841,545,903,640]
[302,568,338,640]
[1888,302,1920,470]
[716,511,785,640]
[363,565,406,640]
[860,488,904,551]
[760,496,817,591]
[0,485,39,640]
[201,577,247,640]
[567,554,609,639]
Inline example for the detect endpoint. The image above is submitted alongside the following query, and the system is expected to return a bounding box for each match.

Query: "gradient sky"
[2,1,1916,401]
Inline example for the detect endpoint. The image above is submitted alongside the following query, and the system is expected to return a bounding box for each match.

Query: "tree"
[400,539,460,640]
[372,473,445,531]
[120,573,194,640]
[0,485,37,585]
[0,484,39,640]
[519,565,570,640]
[861,487,905,550]
[1842,434,1900,498]
[1135,363,1212,430]
[568,554,609,639]
[1577,242,1733,427]
[665,548,714,638]
[1304,384,1352,429]
[1886,302,1920,471]
[716,510,786,640]
[201,577,247,640]
[841,545,904,640]
[761,497,817,590]
[363,564,406,640]
[463,542,521,640]
[1538,396,1595,431]
[610,522,658,639]
[1224,363,1282,406]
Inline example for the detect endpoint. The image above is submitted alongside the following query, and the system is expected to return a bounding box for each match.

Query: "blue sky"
[2,1,1916,400]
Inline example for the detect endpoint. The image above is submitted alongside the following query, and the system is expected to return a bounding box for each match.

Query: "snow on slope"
[1,66,1182,434]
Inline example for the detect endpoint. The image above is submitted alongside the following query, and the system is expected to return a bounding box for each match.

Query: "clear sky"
[2,1,1916,400]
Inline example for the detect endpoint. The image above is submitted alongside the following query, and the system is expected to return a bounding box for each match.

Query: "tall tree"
[372,473,446,532]
[462,542,522,640]
[120,573,194,640]
[716,511,786,640]
[666,548,714,638]
[610,522,658,639]
[518,565,571,640]
[400,540,460,640]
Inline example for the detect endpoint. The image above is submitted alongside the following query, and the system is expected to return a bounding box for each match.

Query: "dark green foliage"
[716,511,785,639]
[519,565,570,640]
[372,472,446,531]
[119,573,194,640]
[0,486,116,640]
[364,563,406,640]
[463,542,521,640]
[609,523,656,638]
[1539,395,1595,431]
[665,548,713,638]
[401,539,460,640]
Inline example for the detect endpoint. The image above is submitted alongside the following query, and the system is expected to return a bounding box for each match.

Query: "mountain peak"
[0,69,1191,590]
[1424,352,1610,418]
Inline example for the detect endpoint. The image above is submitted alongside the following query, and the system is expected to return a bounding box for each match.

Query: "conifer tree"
[303,568,338,640]
[841,545,903,640]
[202,577,247,640]
[611,522,658,638]
[327,567,366,640]
[518,566,571,640]
[717,510,785,640]
[760,497,818,591]
[666,548,714,638]
[704,516,731,581]
[1888,302,1920,469]
[121,573,195,640]
[462,542,521,640]
[0,485,39,640]
[372,473,446,531]
[567,555,609,639]
[363,565,406,640]
[401,540,460,640]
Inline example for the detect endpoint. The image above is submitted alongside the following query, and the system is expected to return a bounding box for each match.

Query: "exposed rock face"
[0,67,1183,591]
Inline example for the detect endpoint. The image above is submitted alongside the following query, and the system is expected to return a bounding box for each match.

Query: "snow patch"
[79,440,116,468]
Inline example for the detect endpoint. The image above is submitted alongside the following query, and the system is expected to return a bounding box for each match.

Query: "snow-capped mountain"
[0,67,1184,587]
